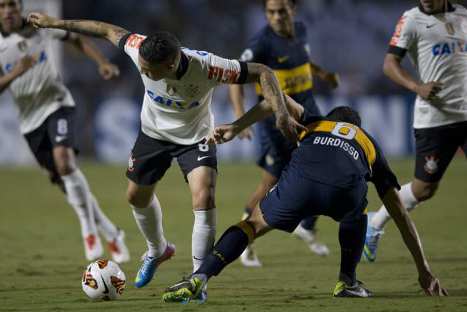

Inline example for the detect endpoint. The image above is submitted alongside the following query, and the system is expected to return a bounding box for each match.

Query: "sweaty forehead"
[265,0,290,10]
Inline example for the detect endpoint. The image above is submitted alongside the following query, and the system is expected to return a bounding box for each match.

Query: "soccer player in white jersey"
[0,0,129,263]
[363,0,467,262]
[27,11,299,300]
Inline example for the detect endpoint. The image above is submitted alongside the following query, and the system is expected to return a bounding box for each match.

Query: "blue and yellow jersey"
[291,110,400,198]
[240,21,315,109]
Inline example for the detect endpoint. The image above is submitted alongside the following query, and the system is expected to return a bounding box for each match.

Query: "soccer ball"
[81,259,126,300]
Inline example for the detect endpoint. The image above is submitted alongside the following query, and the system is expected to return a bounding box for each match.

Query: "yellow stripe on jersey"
[255,63,313,95]
[298,120,377,168]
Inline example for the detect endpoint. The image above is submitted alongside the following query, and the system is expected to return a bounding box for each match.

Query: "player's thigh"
[126,131,173,187]
[177,141,218,210]
[126,180,156,208]
[414,125,460,183]
[46,107,79,175]
[259,169,312,233]
[186,166,217,210]
[52,145,77,175]
[24,121,62,181]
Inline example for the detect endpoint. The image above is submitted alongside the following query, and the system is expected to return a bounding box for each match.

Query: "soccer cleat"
[134,242,175,288]
[333,280,373,298]
[84,233,103,261]
[162,275,206,303]
[107,229,130,264]
[240,245,262,267]
[293,225,330,256]
[363,212,384,262]
[192,285,208,304]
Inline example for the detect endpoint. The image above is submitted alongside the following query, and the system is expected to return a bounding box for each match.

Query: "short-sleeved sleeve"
[368,137,401,199]
[388,12,417,57]
[118,33,146,67]
[205,53,248,85]
[239,32,267,63]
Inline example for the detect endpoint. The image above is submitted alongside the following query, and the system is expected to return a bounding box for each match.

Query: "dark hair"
[326,106,362,127]
[262,0,297,8]
[139,31,181,64]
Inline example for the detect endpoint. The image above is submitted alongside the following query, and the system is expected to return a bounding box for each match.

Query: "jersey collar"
[175,51,189,80]
[418,2,455,15]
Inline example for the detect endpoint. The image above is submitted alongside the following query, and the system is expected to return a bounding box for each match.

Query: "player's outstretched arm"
[245,62,305,142]
[207,95,304,145]
[381,188,448,296]
[383,53,442,101]
[206,99,273,145]
[27,12,129,47]
[66,35,119,80]
[228,85,253,140]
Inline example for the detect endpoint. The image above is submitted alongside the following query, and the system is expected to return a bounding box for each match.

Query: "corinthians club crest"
[424,155,439,175]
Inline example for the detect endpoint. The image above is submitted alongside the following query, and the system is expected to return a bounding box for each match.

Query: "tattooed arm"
[244,62,303,141]
[27,12,129,47]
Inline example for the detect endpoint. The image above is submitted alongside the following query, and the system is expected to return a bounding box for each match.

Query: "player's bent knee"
[53,147,76,176]
[413,181,438,202]
[192,188,215,210]
[416,185,438,201]
[126,189,152,208]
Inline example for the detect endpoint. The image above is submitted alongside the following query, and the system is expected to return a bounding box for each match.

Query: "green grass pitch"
[0,159,466,311]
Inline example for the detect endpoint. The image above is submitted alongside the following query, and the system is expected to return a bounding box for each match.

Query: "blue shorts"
[259,162,368,233]
[256,94,320,178]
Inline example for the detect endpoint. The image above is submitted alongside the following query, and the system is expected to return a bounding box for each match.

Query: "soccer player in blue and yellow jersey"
[162,96,448,302]
[229,0,339,266]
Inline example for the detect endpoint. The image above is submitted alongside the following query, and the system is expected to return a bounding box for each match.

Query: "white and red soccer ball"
[82,259,126,300]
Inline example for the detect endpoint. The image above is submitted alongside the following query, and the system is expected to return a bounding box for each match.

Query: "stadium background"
[1,1,466,311]
[0,0,446,165]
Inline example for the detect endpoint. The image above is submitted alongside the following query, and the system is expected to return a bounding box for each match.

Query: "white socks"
[62,169,97,238]
[371,183,419,230]
[131,195,167,258]
[91,194,119,242]
[192,209,216,272]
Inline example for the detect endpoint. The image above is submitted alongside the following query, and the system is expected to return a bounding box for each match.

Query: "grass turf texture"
[0,159,466,311]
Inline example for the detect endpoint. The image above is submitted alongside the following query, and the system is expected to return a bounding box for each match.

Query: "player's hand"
[98,62,120,80]
[27,12,59,29]
[418,273,448,296]
[206,124,239,145]
[12,55,38,77]
[237,127,253,140]
[322,72,340,89]
[415,81,443,101]
[275,115,307,143]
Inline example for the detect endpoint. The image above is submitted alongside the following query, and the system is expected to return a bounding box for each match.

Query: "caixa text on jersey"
[146,90,200,110]
[432,40,467,56]
[4,50,47,73]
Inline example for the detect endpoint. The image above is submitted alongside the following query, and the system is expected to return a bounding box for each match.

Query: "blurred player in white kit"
[364,0,467,262]
[0,0,129,263]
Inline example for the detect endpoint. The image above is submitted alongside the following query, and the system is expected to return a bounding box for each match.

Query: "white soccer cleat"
[240,245,262,267]
[108,230,130,264]
[309,241,330,256]
[84,233,104,261]
[293,224,330,256]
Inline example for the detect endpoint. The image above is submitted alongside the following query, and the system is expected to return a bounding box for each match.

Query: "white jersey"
[390,4,467,129]
[0,26,75,134]
[122,33,246,145]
